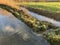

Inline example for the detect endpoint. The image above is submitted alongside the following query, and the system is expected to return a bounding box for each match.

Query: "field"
[20,2,60,12]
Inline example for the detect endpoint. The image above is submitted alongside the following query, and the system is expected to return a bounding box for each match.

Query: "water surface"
[0,9,50,45]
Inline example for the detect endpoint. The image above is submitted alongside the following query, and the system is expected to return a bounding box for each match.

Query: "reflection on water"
[0,8,12,16]
[29,11,60,27]
[0,14,33,39]
[0,9,50,45]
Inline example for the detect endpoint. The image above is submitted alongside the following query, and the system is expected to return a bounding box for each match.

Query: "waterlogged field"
[21,2,60,12]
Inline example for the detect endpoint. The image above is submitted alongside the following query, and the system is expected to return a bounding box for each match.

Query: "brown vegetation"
[0,0,20,10]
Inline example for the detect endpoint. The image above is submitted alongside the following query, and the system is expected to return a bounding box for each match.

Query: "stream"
[0,8,50,45]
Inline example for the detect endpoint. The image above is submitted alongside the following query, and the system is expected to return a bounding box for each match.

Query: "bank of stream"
[0,4,60,45]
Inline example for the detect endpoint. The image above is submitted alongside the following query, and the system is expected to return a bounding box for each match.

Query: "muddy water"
[0,9,50,45]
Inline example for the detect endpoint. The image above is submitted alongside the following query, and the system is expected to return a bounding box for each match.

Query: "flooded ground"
[0,9,50,45]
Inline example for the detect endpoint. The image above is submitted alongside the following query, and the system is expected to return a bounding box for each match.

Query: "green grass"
[22,2,60,12]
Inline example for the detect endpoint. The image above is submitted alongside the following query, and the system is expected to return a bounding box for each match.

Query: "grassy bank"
[44,28,60,45]
[21,2,60,12]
